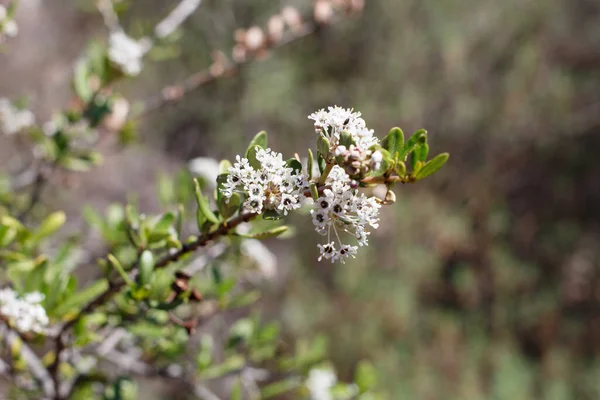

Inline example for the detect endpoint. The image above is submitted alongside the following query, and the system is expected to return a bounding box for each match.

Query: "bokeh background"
[2,0,600,398]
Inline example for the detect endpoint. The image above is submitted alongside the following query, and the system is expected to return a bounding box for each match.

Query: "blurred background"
[2,0,600,398]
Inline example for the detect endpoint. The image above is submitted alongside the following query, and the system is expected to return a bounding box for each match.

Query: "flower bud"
[281,6,303,32]
[314,0,334,25]
[245,26,265,52]
[102,97,130,132]
[267,14,285,43]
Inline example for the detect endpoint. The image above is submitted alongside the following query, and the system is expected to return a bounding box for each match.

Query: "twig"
[136,21,317,115]
[1,326,55,399]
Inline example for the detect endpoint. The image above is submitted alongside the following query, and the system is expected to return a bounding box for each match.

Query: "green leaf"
[396,161,406,177]
[317,136,331,159]
[53,279,109,318]
[415,153,449,180]
[382,127,404,161]
[194,178,219,225]
[73,60,93,102]
[366,148,392,178]
[260,378,301,399]
[246,130,268,153]
[108,254,133,286]
[400,129,427,161]
[310,182,319,200]
[262,210,282,220]
[219,192,241,220]
[307,149,314,180]
[246,145,262,170]
[239,225,289,239]
[415,142,429,163]
[355,361,378,393]
[153,212,174,233]
[139,250,154,286]
[33,211,66,241]
[245,131,267,168]
[286,158,303,174]
[317,152,326,174]
[339,131,355,147]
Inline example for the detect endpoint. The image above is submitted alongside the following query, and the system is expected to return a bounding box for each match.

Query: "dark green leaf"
[400,129,427,161]
[416,143,429,163]
[194,179,219,225]
[415,153,449,180]
[317,152,326,174]
[286,159,303,174]
[382,127,404,161]
[317,136,331,159]
[219,192,241,220]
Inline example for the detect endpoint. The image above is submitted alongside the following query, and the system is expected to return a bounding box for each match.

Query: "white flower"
[310,166,381,262]
[0,5,18,40]
[0,288,49,334]
[108,31,152,76]
[308,105,378,155]
[221,147,308,217]
[371,150,383,170]
[0,98,35,135]
[306,367,337,400]
[188,157,220,190]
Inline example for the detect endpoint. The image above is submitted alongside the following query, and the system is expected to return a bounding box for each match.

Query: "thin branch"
[135,21,317,116]
[1,326,55,399]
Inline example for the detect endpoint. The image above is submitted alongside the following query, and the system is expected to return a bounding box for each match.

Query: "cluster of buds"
[0,3,18,43]
[314,0,366,25]
[310,106,383,181]
[334,144,383,178]
[231,6,305,63]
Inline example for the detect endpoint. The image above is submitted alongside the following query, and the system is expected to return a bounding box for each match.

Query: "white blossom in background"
[311,165,380,263]
[222,148,309,217]
[108,31,152,76]
[188,157,220,190]
[0,98,35,135]
[0,5,18,41]
[306,367,337,400]
[0,288,49,334]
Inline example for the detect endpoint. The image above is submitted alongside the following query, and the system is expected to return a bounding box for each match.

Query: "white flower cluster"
[311,165,380,263]
[306,367,337,400]
[0,289,49,334]
[222,148,308,216]
[108,31,152,76]
[309,106,382,177]
[0,98,35,135]
[309,106,379,153]
[0,5,18,41]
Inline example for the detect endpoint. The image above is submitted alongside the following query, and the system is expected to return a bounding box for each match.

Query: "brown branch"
[48,211,258,398]
[135,21,318,116]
